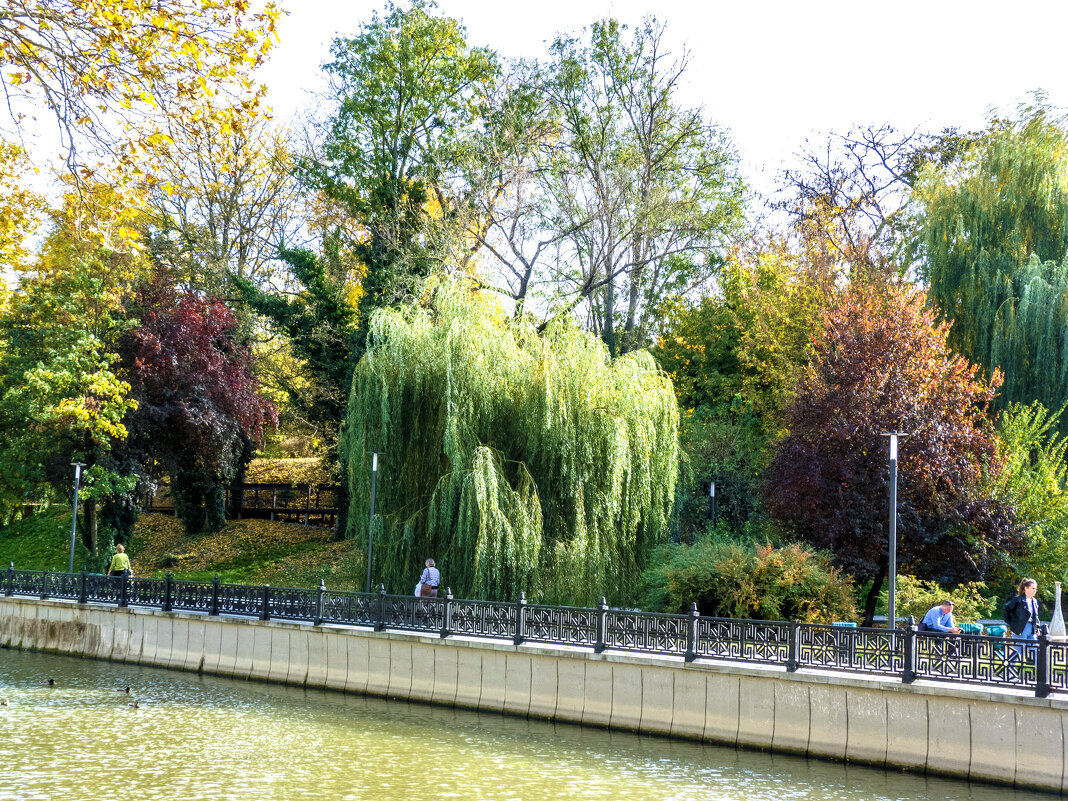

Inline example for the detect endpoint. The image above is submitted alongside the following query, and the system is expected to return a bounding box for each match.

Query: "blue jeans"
[1009,623,1036,672]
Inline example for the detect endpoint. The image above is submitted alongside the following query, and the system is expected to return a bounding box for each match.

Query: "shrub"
[641,539,857,622]
[889,574,998,624]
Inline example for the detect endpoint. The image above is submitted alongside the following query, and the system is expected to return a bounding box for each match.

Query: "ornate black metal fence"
[3,563,1062,698]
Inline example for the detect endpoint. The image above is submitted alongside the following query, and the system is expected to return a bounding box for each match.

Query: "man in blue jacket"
[921,600,962,634]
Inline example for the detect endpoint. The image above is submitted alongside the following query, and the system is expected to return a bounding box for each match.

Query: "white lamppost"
[365,452,378,593]
[883,433,907,629]
[68,462,85,574]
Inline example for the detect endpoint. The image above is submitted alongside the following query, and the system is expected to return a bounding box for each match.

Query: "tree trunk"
[862,562,887,627]
[333,446,349,542]
[602,275,617,357]
[622,229,646,354]
[82,500,98,557]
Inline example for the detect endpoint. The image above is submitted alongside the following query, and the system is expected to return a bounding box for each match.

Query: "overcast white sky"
[257,0,1068,199]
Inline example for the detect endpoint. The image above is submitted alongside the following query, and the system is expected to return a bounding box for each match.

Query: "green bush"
[641,539,857,622]
[888,575,998,624]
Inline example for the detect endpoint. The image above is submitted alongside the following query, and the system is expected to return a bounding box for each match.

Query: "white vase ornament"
[1051,581,1067,641]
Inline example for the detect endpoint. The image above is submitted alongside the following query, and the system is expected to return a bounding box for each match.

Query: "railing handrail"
[142,481,338,526]
[2,563,1061,699]
[148,481,336,491]
[234,481,335,490]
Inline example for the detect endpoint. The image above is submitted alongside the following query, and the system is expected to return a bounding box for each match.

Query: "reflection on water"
[0,649,1050,801]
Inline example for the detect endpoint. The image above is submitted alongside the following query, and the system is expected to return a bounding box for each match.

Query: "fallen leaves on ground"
[131,513,185,561]
[244,458,331,486]
[130,513,353,587]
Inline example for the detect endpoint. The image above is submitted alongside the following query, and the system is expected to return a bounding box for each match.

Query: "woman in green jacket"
[106,544,132,578]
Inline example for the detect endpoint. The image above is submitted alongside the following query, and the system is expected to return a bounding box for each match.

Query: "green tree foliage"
[344,278,678,604]
[765,281,1018,623]
[0,256,137,525]
[233,247,356,443]
[888,574,998,625]
[670,409,767,539]
[917,104,1068,426]
[981,402,1068,589]
[641,540,857,622]
[0,264,275,542]
[460,17,744,352]
[0,196,156,549]
[658,246,823,431]
[537,18,744,354]
[653,243,822,538]
[301,0,497,357]
[233,245,358,534]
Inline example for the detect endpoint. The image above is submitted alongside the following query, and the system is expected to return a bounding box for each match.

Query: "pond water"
[0,649,1052,801]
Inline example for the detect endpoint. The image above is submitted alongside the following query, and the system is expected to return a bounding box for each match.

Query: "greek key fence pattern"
[3,565,1063,698]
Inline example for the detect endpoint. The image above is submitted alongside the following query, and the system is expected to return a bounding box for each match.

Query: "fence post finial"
[685,602,699,663]
[901,615,917,684]
[315,579,326,625]
[514,592,527,646]
[440,587,453,639]
[595,597,608,654]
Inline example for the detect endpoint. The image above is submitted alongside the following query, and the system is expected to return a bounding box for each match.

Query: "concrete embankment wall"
[2,597,1066,793]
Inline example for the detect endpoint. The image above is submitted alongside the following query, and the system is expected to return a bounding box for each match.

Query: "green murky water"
[0,650,1051,800]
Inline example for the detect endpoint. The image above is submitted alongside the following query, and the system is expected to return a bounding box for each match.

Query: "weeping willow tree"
[982,402,1068,590]
[917,102,1068,426]
[343,278,679,604]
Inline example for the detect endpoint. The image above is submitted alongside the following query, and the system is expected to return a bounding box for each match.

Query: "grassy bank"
[0,508,92,571]
[0,509,358,590]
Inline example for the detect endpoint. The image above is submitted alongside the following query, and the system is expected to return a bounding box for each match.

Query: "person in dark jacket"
[1004,578,1042,637]
[1004,577,1042,679]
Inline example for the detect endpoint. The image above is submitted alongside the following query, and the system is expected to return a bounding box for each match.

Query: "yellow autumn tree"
[0,0,280,242]
[0,140,45,272]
